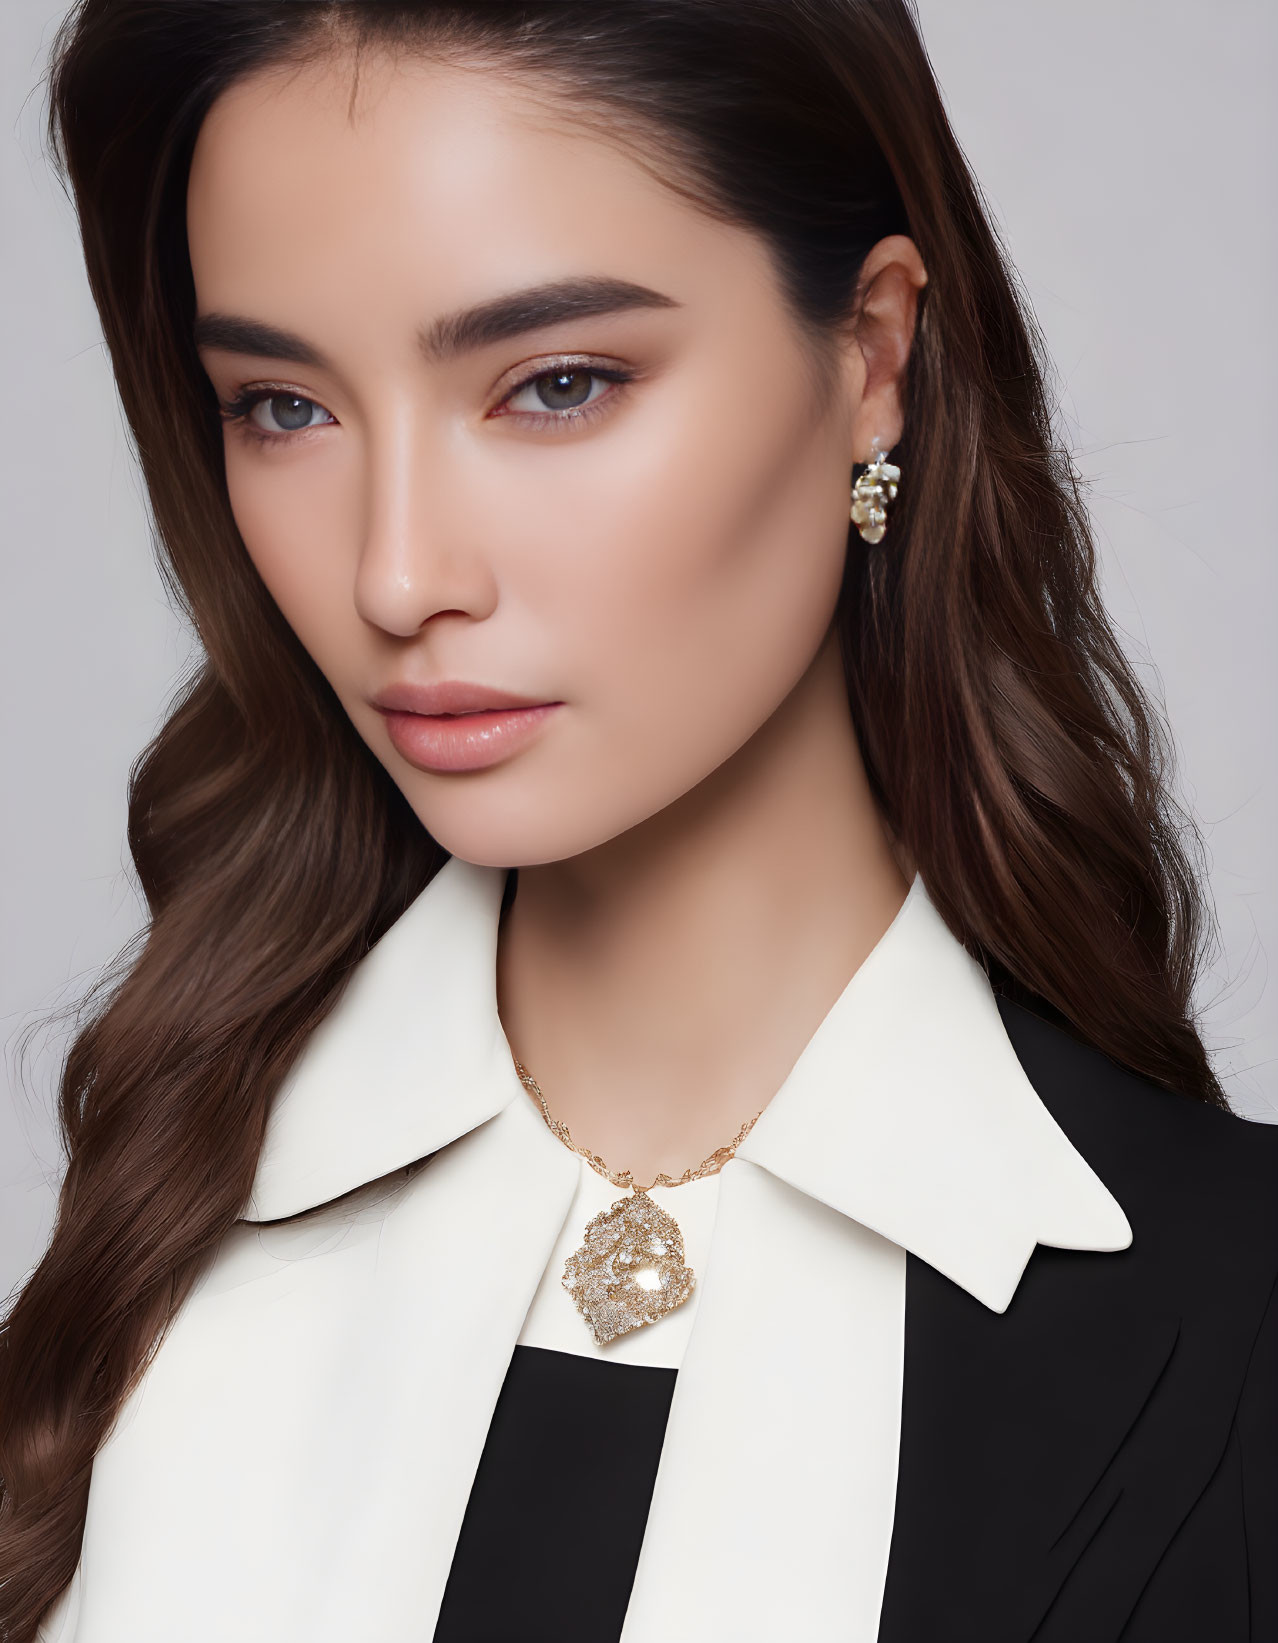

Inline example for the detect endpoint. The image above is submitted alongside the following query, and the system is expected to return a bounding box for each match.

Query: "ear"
[835,234,928,462]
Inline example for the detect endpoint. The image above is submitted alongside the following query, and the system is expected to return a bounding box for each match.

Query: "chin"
[417,779,685,870]
[413,803,615,871]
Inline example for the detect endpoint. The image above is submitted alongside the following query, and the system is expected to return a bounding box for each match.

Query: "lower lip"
[382,703,562,773]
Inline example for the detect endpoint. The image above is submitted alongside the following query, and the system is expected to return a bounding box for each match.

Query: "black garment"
[432,1348,676,1643]
[878,1000,1278,1642]
[433,998,1278,1643]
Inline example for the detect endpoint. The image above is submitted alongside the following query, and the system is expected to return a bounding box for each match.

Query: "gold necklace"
[513,1055,765,1347]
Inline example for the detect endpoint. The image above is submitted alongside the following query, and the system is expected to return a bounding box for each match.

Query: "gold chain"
[513,1056,765,1195]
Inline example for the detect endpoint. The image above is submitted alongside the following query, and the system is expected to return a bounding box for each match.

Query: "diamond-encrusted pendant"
[562,1188,696,1346]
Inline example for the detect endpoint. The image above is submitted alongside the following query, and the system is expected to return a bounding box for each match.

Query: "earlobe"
[846,237,927,474]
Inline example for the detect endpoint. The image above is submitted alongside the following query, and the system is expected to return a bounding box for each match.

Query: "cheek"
[224,454,355,681]
[535,405,848,774]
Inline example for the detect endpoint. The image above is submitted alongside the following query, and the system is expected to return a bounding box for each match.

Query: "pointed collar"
[242,854,1132,1311]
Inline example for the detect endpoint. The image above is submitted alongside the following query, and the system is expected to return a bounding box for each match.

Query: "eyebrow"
[192,275,681,370]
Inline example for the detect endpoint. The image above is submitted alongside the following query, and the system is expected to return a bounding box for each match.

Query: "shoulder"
[996,994,1278,1254]
[993,997,1278,1630]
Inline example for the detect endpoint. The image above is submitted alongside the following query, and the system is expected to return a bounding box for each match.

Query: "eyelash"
[215,358,637,448]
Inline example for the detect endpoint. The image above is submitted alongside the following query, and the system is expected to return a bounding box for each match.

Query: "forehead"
[186,49,763,331]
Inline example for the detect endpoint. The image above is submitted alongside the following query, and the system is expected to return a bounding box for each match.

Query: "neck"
[495,628,911,1186]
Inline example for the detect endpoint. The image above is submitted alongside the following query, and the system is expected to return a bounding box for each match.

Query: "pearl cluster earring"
[850,439,901,543]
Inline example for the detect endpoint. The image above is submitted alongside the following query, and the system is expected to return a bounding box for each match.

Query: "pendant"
[562,1188,696,1346]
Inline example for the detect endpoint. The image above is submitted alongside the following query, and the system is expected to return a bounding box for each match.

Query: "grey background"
[5,0,1276,1313]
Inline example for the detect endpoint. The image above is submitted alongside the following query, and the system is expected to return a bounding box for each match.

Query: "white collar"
[243,854,1131,1313]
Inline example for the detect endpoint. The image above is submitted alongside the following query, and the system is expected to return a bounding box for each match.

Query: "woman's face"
[188,51,883,866]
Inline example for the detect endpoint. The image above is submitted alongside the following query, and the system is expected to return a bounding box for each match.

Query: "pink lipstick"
[371,679,562,774]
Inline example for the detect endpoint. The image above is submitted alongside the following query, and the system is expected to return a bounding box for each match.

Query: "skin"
[188,48,929,1182]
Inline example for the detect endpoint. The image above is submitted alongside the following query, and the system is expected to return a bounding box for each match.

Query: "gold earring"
[850,441,900,543]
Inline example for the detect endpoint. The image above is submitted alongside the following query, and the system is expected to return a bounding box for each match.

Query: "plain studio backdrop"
[3,0,1275,1315]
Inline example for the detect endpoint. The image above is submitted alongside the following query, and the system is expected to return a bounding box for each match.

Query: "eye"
[215,355,637,449]
[217,387,335,446]
[495,361,635,429]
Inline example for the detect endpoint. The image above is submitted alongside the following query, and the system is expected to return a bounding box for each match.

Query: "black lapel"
[876,998,1278,1642]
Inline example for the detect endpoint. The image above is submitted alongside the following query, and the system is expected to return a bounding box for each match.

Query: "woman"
[3,2,1274,1639]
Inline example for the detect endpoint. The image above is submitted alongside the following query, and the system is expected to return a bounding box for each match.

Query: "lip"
[372,679,555,716]
[372,679,562,774]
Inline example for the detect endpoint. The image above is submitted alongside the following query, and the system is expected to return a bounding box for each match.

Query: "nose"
[352,408,496,637]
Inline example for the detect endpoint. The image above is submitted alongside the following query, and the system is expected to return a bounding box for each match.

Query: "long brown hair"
[1,1,1226,1633]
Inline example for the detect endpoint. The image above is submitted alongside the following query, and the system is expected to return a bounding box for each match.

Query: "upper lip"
[371,679,558,716]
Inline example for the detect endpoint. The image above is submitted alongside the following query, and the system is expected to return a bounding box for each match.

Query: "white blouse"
[36,856,1132,1643]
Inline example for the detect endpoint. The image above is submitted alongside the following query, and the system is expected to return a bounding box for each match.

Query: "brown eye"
[531,369,596,411]
[504,367,606,417]
[496,359,636,428]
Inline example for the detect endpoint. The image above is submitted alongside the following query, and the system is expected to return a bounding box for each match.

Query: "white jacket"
[37,857,1130,1642]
